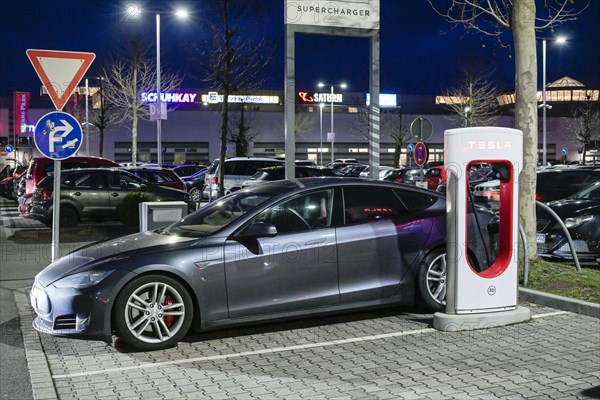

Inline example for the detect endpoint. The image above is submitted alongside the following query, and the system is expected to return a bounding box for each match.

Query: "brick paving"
[14,289,600,399]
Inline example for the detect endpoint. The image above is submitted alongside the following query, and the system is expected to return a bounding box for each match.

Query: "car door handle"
[305,238,326,246]
[111,192,119,197]
[73,192,81,196]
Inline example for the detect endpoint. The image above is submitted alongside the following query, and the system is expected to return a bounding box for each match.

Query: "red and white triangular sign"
[26,49,96,111]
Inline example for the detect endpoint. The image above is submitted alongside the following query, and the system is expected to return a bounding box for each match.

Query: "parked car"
[423,166,446,190]
[241,165,336,188]
[473,166,600,204]
[536,181,600,264]
[124,166,186,191]
[295,160,317,166]
[182,167,208,203]
[22,156,120,202]
[31,168,193,227]
[333,158,358,164]
[343,164,368,177]
[383,167,422,185]
[203,157,285,199]
[171,164,206,178]
[325,162,357,174]
[359,166,396,180]
[30,178,498,351]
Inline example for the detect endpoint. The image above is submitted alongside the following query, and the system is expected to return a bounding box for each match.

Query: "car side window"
[110,172,143,190]
[394,189,436,211]
[62,171,98,189]
[343,186,406,224]
[252,189,334,235]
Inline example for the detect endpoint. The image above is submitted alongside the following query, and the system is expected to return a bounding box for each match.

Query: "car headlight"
[52,270,114,289]
[565,215,593,229]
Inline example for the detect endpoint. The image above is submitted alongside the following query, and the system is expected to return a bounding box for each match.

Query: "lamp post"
[318,82,347,163]
[541,36,566,166]
[319,103,324,165]
[154,9,188,167]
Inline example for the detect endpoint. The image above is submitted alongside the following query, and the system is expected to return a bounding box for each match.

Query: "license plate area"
[536,233,546,243]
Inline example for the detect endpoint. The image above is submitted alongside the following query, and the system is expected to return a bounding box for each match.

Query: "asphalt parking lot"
[1,197,599,399]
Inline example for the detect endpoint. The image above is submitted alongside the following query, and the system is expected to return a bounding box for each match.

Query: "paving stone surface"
[14,290,600,400]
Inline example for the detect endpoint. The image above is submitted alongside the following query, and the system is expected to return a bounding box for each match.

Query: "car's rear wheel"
[59,206,79,228]
[189,187,202,203]
[417,248,447,312]
[114,274,193,351]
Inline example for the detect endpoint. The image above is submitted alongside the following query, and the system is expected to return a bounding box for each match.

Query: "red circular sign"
[413,141,429,166]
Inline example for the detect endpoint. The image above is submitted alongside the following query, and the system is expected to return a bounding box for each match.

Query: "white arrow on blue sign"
[4,144,14,153]
[34,111,83,160]
[562,147,568,156]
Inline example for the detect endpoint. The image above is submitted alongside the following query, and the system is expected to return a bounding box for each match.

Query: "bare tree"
[100,39,182,164]
[89,78,114,158]
[190,0,272,197]
[440,67,501,128]
[428,0,589,261]
[228,102,260,157]
[569,93,600,164]
[351,107,410,167]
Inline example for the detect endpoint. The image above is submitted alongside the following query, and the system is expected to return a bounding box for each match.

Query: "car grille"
[537,219,551,231]
[54,314,77,330]
[558,241,590,253]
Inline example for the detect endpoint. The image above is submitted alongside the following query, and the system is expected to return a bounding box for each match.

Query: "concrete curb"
[519,287,600,318]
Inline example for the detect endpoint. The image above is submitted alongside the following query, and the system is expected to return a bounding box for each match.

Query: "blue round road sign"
[407,143,415,152]
[4,144,14,153]
[34,111,83,160]
[562,147,568,156]
[413,141,429,167]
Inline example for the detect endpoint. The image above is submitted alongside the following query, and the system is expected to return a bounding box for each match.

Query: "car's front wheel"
[417,248,447,312]
[189,187,203,203]
[114,274,193,351]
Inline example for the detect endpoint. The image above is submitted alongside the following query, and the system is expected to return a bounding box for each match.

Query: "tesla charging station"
[433,127,530,331]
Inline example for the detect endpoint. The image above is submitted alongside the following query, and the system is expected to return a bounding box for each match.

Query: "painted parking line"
[531,311,570,319]
[52,327,437,379]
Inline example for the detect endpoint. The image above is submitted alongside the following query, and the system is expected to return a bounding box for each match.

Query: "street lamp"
[318,82,347,163]
[541,35,566,165]
[319,103,324,165]
[154,8,188,166]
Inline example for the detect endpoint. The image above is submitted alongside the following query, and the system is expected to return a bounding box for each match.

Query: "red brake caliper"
[164,296,174,327]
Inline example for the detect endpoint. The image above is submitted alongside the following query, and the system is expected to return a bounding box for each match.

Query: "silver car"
[30,178,498,351]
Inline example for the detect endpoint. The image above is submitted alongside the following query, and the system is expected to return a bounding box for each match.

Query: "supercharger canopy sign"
[285,0,380,30]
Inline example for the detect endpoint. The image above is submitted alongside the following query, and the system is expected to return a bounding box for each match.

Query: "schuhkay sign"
[285,0,380,30]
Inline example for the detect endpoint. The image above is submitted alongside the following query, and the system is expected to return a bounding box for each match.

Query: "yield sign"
[26,49,95,111]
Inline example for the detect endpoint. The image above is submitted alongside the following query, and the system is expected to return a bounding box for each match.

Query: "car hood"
[35,231,198,286]
[539,199,600,220]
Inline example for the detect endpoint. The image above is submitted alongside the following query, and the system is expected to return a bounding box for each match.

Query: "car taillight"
[212,176,218,185]
[40,188,52,200]
[535,192,541,201]
[395,177,403,183]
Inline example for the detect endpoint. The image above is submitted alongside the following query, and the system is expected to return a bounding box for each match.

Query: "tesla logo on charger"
[464,141,512,152]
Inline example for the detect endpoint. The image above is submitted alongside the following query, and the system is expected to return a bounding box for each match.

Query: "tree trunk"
[131,65,138,165]
[99,128,104,158]
[512,0,538,261]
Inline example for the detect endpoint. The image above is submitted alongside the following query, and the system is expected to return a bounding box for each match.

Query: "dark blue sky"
[1,0,598,97]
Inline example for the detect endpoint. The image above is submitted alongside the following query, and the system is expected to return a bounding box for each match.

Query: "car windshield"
[165,190,275,237]
[569,181,600,200]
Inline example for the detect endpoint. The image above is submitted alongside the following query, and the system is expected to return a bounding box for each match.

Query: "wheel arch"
[110,269,201,334]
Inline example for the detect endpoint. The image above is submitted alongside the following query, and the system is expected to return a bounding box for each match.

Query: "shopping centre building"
[1,76,598,167]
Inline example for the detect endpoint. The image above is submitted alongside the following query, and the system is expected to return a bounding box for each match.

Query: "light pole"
[154,9,188,167]
[318,82,347,163]
[541,36,566,166]
[319,103,324,165]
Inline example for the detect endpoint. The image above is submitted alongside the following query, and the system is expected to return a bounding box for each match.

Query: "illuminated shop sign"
[366,93,397,107]
[140,92,198,103]
[201,92,280,104]
[297,91,343,103]
[14,92,30,135]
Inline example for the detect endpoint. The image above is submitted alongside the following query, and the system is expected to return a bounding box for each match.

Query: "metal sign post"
[27,49,94,261]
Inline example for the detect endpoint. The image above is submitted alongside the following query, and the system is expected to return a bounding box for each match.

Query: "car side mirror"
[237,222,278,239]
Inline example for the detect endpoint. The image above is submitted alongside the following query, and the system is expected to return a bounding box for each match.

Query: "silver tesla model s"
[30,178,498,351]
